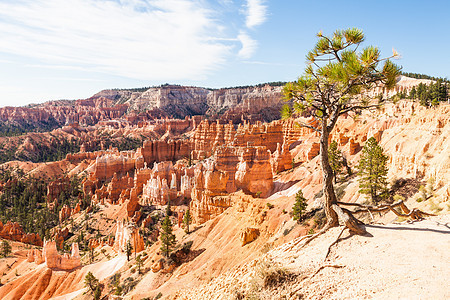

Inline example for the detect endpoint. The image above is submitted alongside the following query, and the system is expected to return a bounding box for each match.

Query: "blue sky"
[0,0,449,107]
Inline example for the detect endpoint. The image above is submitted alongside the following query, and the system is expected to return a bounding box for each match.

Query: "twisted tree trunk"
[320,122,339,228]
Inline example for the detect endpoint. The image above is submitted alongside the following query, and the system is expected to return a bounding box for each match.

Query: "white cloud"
[245,0,268,29]
[0,0,232,81]
[237,31,257,59]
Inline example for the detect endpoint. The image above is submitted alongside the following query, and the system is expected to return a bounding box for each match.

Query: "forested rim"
[0,136,143,164]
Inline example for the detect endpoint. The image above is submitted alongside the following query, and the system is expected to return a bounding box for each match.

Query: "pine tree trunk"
[320,124,339,228]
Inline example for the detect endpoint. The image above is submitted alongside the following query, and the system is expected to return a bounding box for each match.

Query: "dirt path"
[270,215,450,299]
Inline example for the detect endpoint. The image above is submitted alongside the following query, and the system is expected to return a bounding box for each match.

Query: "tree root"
[292,200,433,258]
[337,200,435,221]
[324,226,347,261]
[295,222,334,250]
[309,264,345,279]
[288,264,345,298]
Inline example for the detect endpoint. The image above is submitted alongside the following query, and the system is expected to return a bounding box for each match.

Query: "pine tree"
[0,240,11,258]
[357,137,389,203]
[160,214,176,257]
[282,28,400,233]
[136,254,142,274]
[183,208,192,234]
[328,140,343,183]
[84,271,99,295]
[125,240,132,262]
[292,190,307,223]
[166,199,172,217]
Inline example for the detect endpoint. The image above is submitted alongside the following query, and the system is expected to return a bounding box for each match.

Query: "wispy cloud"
[0,0,232,81]
[237,32,258,59]
[243,60,302,67]
[245,0,268,29]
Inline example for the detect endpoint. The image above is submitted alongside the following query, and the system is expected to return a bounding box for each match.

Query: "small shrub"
[155,292,163,299]
[256,260,296,289]
[181,241,193,254]
[266,202,274,209]
[256,191,262,198]
[313,209,326,229]
[429,201,443,213]
[393,194,405,202]
[282,209,287,214]
[308,228,315,235]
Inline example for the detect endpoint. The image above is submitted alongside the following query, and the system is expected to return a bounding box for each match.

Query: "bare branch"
[295,120,320,133]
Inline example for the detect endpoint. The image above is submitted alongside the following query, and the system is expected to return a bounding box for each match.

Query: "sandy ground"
[174,215,450,299]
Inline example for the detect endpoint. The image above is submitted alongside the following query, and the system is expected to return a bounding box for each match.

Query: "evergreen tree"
[328,140,343,183]
[292,190,307,223]
[160,214,176,257]
[166,199,172,216]
[282,28,400,232]
[84,271,99,295]
[183,208,192,234]
[136,254,142,274]
[125,240,132,262]
[357,137,389,203]
[1,240,12,257]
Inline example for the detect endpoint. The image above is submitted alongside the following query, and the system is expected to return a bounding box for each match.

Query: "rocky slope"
[173,215,450,299]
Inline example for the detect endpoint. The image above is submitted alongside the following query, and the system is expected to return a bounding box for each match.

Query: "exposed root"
[337,200,435,221]
[309,264,345,279]
[332,205,366,235]
[292,201,433,261]
[288,264,345,298]
[296,222,334,250]
[324,226,347,261]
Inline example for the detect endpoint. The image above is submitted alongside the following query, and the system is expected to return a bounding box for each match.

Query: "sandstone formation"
[240,227,260,246]
[113,221,145,254]
[26,240,81,270]
[47,177,69,204]
[235,147,274,197]
[0,97,128,128]
[191,119,286,159]
[0,220,43,246]
[271,142,293,173]
[189,145,274,223]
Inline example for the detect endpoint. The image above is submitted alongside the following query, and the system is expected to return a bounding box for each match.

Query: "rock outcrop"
[271,142,293,173]
[113,221,145,254]
[189,145,274,223]
[0,220,43,246]
[240,227,260,246]
[235,146,274,197]
[41,240,81,270]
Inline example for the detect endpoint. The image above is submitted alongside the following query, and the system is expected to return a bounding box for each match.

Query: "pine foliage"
[126,240,132,261]
[328,140,343,183]
[84,271,100,294]
[282,28,401,122]
[183,208,192,234]
[1,240,12,258]
[357,137,389,203]
[292,190,307,222]
[408,80,448,106]
[160,214,176,257]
